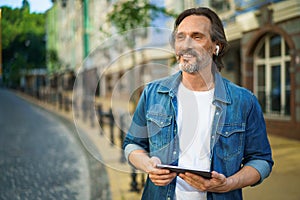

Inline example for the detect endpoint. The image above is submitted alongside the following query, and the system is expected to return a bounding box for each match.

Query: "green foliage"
[105,0,176,49]
[107,0,176,34]
[47,49,60,73]
[1,6,46,86]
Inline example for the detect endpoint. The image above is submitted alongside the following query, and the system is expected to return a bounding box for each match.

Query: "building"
[46,0,300,139]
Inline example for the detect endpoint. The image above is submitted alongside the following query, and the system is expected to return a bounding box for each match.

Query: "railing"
[36,87,147,193]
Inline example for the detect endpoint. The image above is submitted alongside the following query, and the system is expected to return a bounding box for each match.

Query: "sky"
[0,0,53,13]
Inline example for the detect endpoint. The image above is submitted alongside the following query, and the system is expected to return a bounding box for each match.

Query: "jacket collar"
[157,70,231,104]
[214,72,231,104]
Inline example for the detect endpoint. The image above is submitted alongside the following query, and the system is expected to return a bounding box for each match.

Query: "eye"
[175,33,185,41]
[193,34,203,40]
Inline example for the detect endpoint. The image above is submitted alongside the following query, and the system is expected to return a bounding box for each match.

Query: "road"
[0,89,111,200]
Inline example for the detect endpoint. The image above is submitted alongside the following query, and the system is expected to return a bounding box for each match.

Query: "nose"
[181,36,193,49]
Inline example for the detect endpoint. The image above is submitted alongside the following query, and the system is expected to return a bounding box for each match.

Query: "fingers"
[147,157,177,186]
[179,171,227,192]
[149,170,177,186]
[179,173,208,191]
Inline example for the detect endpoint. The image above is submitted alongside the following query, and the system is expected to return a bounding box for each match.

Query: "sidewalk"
[16,91,142,200]
[243,134,300,200]
[16,91,300,200]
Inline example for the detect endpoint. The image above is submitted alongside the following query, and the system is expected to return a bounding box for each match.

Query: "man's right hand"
[147,157,177,186]
[128,151,177,186]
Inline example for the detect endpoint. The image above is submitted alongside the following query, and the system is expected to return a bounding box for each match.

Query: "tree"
[1,4,46,87]
[106,0,176,46]
[107,0,175,32]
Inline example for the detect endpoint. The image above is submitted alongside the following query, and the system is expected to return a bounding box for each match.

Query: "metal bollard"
[130,168,139,192]
[141,173,146,188]
[119,114,126,163]
[58,93,63,110]
[97,105,104,135]
[90,101,94,128]
[73,100,80,119]
[82,99,88,122]
[109,108,114,145]
[64,97,69,112]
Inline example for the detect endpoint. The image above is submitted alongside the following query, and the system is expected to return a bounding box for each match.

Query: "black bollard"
[82,99,87,122]
[141,173,146,188]
[73,100,80,119]
[97,105,104,135]
[130,168,139,192]
[58,93,63,110]
[109,108,114,145]
[119,114,126,163]
[64,97,69,112]
[90,100,94,128]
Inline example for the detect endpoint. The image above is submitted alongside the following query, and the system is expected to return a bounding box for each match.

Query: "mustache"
[176,48,199,58]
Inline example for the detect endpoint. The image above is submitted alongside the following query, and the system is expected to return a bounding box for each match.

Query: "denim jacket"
[123,71,273,200]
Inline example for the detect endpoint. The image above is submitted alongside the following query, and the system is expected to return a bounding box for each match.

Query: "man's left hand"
[179,171,232,193]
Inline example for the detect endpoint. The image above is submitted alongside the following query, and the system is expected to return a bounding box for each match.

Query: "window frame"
[253,33,291,119]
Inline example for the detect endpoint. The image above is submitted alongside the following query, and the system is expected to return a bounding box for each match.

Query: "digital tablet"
[156,164,212,179]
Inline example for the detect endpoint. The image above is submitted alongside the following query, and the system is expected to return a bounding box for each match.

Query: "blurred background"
[0,0,300,199]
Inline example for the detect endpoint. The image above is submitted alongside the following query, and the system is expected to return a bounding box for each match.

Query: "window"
[254,33,291,117]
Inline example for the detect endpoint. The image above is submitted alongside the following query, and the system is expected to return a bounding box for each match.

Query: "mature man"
[123,7,273,200]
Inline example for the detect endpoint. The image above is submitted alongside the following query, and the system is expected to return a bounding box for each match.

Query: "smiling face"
[174,15,216,73]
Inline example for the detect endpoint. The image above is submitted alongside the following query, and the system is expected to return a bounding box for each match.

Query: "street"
[0,89,110,200]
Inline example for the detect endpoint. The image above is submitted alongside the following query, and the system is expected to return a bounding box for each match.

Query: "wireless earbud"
[216,45,220,56]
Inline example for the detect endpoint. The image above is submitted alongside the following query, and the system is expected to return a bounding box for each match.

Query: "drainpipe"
[83,0,89,58]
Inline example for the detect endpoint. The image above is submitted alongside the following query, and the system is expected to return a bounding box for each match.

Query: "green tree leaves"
[107,0,175,33]
[1,6,46,87]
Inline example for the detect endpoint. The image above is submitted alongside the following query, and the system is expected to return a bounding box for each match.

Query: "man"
[123,7,273,200]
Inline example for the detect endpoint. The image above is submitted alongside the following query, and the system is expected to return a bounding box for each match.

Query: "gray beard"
[178,62,200,73]
[177,49,212,74]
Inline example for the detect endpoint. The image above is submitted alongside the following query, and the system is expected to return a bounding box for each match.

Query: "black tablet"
[156,164,212,179]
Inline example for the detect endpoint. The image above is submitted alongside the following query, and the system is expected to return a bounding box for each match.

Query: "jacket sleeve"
[243,94,274,185]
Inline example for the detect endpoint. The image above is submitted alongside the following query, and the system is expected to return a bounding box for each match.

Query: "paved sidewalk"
[243,134,300,200]
[16,91,300,200]
[16,91,142,200]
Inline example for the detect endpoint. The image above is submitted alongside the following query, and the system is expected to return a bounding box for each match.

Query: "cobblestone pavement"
[0,89,110,200]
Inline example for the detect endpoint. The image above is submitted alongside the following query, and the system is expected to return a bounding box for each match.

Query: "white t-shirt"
[175,83,215,200]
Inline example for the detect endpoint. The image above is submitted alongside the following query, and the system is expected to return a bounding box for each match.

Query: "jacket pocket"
[215,123,245,160]
[146,112,172,149]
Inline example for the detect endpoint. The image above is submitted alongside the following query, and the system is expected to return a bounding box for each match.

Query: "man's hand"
[179,166,261,193]
[179,171,231,193]
[128,151,177,186]
[147,157,177,186]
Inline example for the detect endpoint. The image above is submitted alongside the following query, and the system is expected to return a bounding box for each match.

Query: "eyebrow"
[176,31,204,36]
[191,32,204,36]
